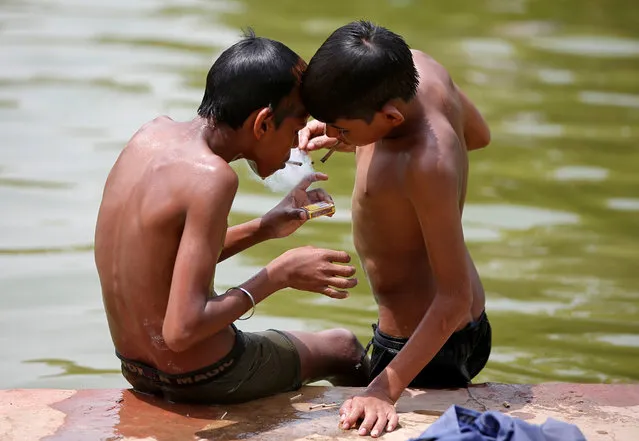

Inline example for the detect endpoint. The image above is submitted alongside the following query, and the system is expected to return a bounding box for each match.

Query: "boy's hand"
[298,120,356,153]
[339,388,399,438]
[260,172,333,239]
[270,246,357,299]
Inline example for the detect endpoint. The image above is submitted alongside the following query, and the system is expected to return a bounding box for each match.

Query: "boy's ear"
[253,107,275,139]
[381,103,405,127]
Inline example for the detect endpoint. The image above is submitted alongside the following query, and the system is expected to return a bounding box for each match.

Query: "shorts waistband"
[373,310,488,352]
[116,325,245,388]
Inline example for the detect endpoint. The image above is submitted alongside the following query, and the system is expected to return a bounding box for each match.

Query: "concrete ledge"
[1,383,638,440]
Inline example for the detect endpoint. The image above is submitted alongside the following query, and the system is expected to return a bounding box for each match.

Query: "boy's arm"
[375,133,472,393]
[218,219,270,262]
[218,172,334,262]
[339,131,472,437]
[162,166,283,352]
[163,169,353,353]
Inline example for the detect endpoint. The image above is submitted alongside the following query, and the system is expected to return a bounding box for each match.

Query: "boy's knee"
[322,327,357,343]
[322,328,363,359]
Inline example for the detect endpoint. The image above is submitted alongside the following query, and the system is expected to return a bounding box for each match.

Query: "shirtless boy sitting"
[94,31,368,405]
[298,21,492,436]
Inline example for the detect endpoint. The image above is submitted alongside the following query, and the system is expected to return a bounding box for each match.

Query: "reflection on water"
[596,334,639,348]
[531,36,639,58]
[552,166,609,182]
[579,91,639,109]
[607,198,639,211]
[0,0,638,389]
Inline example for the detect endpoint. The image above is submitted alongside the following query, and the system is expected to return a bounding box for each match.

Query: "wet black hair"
[198,29,305,129]
[301,20,418,123]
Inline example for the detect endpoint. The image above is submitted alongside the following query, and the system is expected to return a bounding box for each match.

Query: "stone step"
[1,383,638,440]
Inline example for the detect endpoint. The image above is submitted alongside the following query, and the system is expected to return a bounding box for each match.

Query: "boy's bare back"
[352,50,486,338]
[95,117,236,374]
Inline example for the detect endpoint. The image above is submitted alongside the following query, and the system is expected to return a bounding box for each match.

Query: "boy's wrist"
[264,259,288,292]
[368,371,404,403]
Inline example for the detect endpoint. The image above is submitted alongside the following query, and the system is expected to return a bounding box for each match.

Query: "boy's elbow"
[461,290,474,311]
[442,288,473,318]
[454,288,473,309]
[162,321,196,353]
[468,127,491,151]
[478,126,491,148]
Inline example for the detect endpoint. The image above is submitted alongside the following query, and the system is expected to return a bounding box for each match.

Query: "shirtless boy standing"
[94,31,368,405]
[298,21,492,436]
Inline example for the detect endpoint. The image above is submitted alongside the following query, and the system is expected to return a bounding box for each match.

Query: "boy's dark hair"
[198,29,304,129]
[301,20,419,123]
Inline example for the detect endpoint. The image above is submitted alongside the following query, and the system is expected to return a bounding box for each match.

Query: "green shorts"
[118,326,302,404]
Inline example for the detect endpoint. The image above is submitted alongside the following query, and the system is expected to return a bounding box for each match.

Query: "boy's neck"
[382,98,425,141]
[195,117,249,163]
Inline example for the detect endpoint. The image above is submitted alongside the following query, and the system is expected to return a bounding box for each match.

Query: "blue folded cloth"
[409,405,587,441]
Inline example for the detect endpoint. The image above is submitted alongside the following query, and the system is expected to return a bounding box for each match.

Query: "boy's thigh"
[366,317,492,389]
[412,314,493,388]
[167,329,302,404]
[224,329,302,402]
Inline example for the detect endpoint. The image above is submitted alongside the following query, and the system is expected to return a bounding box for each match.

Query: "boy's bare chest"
[353,142,469,216]
[354,145,406,200]
[352,149,427,263]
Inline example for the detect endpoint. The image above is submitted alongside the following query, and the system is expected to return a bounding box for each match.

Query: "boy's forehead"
[275,89,309,120]
[289,100,309,119]
[282,84,308,116]
[293,104,309,118]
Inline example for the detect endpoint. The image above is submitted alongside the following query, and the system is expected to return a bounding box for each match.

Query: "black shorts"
[367,311,492,388]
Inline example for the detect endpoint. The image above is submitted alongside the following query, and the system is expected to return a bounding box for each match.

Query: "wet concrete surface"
[1,383,638,440]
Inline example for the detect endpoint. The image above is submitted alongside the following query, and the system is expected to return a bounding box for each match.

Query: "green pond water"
[0,0,638,389]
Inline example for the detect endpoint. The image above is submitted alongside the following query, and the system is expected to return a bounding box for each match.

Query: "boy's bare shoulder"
[410,50,454,89]
[409,129,459,176]
[194,156,238,190]
[406,116,461,178]
[127,117,238,199]
[127,115,174,146]
[168,148,238,199]
[401,52,463,187]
